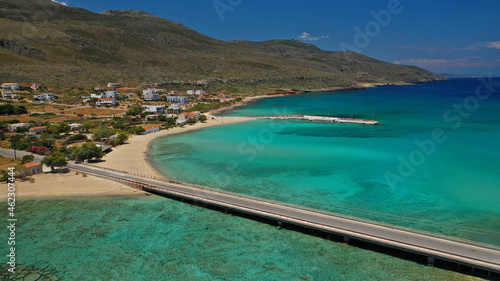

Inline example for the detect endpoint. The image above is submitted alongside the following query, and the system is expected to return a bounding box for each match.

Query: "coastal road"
[1,148,499,275]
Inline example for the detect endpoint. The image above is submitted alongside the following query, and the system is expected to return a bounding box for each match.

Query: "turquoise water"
[0,197,479,280]
[151,78,500,245]
[3,78,497,280]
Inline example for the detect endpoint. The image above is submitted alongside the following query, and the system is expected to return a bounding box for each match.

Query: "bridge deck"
[2,148,499,275]
[71,164,500,274]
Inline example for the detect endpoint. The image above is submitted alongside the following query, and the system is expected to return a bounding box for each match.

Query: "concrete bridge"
[1,148,499,278]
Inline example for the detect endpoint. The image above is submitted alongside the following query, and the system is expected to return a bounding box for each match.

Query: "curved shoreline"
[88,84,385,180]
[96,117,256,180]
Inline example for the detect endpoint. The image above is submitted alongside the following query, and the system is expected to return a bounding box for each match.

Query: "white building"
[107,83,121,87]
[96,98,116,106]
[104,91,120,99]
[31,83,42,90]
[91,93,103,99]
[143,126,160,134]
[1,83,19,90]
[167,96,189,104]
[175,114,188,125]
[9,123,31,132]
[195,90,205,95]
[142,105,166,114]
[69,123,83,130]
[33,93,55,101]
[94,86,104,91]
[187,90,195,95]
[1,92,12,99]
[168,104,182,111]
[143,89,161,101]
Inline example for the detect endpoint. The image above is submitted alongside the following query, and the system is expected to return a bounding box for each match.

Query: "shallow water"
[0,197,480,280]
[151,78,500,245]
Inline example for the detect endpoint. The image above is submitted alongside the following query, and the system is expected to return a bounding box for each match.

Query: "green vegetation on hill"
[0,0,444,92]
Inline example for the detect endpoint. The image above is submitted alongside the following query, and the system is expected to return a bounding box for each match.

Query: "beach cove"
[1,79,496,280]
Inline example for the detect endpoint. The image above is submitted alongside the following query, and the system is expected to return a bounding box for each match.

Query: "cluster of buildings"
[0,82,57,102]
[142,89,190,104]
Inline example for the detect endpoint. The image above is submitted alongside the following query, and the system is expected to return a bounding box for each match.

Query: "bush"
[21,155,35,164]
[67,134,87,142]
[28,146,49,155]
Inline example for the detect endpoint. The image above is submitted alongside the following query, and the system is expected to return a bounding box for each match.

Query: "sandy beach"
[0,116,254,200]
[2,87,363,200]
[95,116,255,177]
[0,172,146,199]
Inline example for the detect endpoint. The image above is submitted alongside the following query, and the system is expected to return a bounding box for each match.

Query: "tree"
[82,123,95,132]
[71,142,104,162]
[15,165,33,180]
[187,117,196,125]
[21,155,35,164]
[14,106,28,115]
[0,104,15,115]
[41,152,67,171]
[92,128,115,141]
[0,170,9,182]
[158,114,167,122]
[128,126,145,135]
[199,115,207,123]
[40,135,56,148]
[166,118,176,127]
[56,123,71,134]
[126,104,144,116]
[115,132,128,145]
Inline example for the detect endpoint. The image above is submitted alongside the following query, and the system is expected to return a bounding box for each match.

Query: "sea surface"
[0,197,480,280]
[2,78,498,280]
[150,78,500,245]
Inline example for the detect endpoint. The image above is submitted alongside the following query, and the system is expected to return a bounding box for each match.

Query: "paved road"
[1,148,499,274]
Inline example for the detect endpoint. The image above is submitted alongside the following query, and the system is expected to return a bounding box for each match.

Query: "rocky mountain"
[0,0,444,92]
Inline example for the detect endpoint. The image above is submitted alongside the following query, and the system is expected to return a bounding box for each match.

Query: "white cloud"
[477,41,500,49]
[394,57,500,69]
[395,45,439,53]
[51,0,68,6]
[465,41,500,50]
[298,32,329,41]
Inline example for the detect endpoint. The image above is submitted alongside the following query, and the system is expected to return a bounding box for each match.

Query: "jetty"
[214,115,381,125]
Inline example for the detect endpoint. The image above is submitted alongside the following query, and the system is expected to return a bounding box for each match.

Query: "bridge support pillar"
[327,233,331,240]
[343,236,351,244]
[224,207,229,214]
[427,256,435,266]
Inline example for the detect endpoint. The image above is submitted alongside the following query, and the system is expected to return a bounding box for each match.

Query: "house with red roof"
[96,98,116,106]
[29,126,46,134]
[23,162,43,174]
[143,126,160,134]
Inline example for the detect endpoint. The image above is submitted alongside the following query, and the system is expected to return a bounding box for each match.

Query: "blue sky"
[59,0,500,75]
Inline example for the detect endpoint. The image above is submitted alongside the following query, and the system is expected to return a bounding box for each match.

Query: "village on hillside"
[0,81,244,180]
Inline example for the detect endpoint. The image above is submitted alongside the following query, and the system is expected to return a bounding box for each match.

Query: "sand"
[0,172,146,199]
[94,116,255,178]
